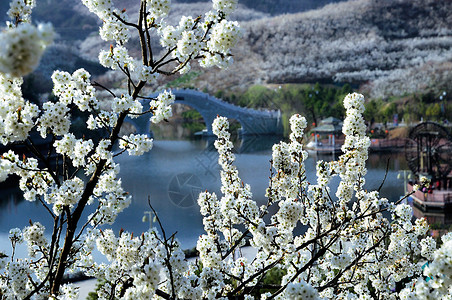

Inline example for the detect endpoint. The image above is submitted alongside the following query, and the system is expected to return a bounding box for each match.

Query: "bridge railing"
[175,89,281,118]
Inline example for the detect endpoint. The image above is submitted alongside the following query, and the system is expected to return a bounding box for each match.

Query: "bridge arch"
[174,102,210,135]
[125,89,283,137]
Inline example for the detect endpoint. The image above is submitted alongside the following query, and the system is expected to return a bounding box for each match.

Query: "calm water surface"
[0,137,408,256]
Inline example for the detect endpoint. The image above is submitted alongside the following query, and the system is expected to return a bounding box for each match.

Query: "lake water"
[0,136,409,257]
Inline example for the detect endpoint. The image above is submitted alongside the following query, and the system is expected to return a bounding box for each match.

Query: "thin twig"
[112,12,139,29]
[148,197,177,298]
[377,158,390,193]
[93,81,117,98]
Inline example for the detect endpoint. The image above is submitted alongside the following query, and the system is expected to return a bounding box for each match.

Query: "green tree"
[426,103,441,120]
[239,85,276,108]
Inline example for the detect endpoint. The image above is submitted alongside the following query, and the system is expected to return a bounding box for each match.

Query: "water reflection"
[0,181,55,238]
[411,201,452,227]
[0,182,23,211]
[0,137,407,253]
[202,134,285,154]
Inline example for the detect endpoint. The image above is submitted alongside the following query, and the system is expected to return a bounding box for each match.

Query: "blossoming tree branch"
[0,0,451,299]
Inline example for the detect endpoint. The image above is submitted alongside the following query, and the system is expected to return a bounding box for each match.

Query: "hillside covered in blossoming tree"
[1,0,451,101]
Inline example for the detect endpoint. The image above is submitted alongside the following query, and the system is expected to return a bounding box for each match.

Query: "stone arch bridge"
[126,89,283,136]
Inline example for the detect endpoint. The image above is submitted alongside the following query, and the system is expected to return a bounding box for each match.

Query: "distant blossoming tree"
[0,0,451,299]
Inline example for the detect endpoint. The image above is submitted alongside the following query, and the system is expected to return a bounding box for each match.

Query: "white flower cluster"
[147,0,171,18]
[98,45,134,71]
[336,93,370,206]
[200,18,241,69]
[420,236,436,260]
[119,133,153,156]
[157,16,204,72]
[156,2,241,70]
[0,151,55,201]
[213,116,260,231]
[99,45,159,83]
[197,94,439,299]
[54,133,94,167]
[212,0,238,16]
[51,69,99,112]
[416,233,452,298]
[393,203,412,222]
[192,116,271,296]
[0,74,39,144]
[7,0,36,22]
[56,284,79,300]
[207,19,240,55]
[150,90,175,123]
[23,222,47,257]
[138,65,159,83]
[9,227,23,245]
[37,101,70,138]
[2,259,33,298]
[112,94,134,113]
[38,68,99,138]
[81,0,130,43]
[0,151,14,182]
[264,115,309,247]
[176,29,203,59]
[48,178,85,215]
[88,0,241,83]
[284,281,320,300]
[81,228,192,300]
[200,51,233,69]
[87,165,131,224]
[110,93,143,116]
[0,22,54,77]
[87,110,118,131]
[272,114,308,200]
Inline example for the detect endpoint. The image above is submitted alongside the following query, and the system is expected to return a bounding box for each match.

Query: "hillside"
[1,0,451,102]
[174,0,347,15]
[190,0,452,99]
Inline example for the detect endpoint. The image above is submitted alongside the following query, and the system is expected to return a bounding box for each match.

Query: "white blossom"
[8,0,36,22]
[0,22,53,77]
[147,0,171,18]
[207,19,241,54]
[119,133,153,156]
[150,90,175,124]
[212,0,238,16]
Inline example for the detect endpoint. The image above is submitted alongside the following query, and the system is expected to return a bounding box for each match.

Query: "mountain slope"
[174,0,348,15]
[192,0,452,99]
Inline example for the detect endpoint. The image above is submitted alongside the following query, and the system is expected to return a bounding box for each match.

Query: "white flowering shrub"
[0,0,449,300]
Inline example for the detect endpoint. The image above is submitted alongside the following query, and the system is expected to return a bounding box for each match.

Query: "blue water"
[0,138,407,257]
